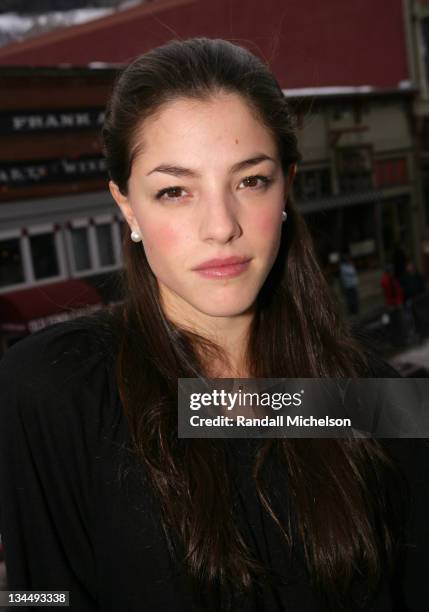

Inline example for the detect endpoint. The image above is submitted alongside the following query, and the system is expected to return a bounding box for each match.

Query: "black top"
[0,313,428,611]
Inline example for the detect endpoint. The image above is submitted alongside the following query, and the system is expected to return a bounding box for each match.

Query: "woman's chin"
[193,298,256,318]
[158,282,259,321]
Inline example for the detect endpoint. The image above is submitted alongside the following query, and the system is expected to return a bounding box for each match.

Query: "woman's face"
[110,92,295,325]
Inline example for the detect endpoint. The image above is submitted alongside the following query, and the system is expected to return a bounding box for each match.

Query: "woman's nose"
[199,193,242,244]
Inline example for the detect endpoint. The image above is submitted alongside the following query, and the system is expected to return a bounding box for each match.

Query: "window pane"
[29,232,59,280]
[337,147,373,192]
[71,227,91,271]
[0,237,24,287]
[96,223,115,266]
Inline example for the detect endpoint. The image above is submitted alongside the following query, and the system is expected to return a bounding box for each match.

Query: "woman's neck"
[160,293,255,378]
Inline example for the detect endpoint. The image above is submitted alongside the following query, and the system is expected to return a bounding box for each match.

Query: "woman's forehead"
[131,93,278,171]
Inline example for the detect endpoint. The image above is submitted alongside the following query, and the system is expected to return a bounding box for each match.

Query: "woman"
[0,37,427,612]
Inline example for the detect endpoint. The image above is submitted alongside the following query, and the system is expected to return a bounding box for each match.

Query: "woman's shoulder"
[0,307,121,426]
[1,307,118,380]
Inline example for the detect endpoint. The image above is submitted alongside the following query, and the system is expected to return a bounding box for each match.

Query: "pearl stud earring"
[130,230,142,242]
[282,211,287,222]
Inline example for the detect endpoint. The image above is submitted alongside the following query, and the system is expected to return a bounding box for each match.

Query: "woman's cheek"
[252,209,281,238]
[143,223,183,263]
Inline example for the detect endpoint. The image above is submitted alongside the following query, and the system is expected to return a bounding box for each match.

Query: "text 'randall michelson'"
[189,415,352,427]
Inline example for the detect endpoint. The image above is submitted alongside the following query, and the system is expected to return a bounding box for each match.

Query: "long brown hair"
[101,37,403,611]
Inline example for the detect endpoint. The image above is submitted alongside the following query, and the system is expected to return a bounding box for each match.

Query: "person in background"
[400,261,426,303]
[381,264,406,346]
[399,261,427,342]
[339,254,360,315]
[381,264,404,308]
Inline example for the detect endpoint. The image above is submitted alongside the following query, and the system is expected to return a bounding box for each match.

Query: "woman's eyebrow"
[146,154,276,178]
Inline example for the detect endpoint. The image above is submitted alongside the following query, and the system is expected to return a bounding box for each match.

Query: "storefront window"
[29,232,59,280]
[0,237,24,288]
[70,227,91,271]
[96,223,115,267]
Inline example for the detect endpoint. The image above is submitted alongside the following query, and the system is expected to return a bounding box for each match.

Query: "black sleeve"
[350,333,429,608]
[0,320,109,610]
[362,349,429,609]
[382,438,429,611]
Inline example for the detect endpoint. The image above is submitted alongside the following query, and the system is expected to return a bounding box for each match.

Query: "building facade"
[0,0,424,345]
[404,0,429,277]
[0,67,122,351]
[291,89,420,296]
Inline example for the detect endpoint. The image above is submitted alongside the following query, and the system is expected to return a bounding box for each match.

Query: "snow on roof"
[0,8,114,47]
[283,82,414,98]
[283,86,375,98]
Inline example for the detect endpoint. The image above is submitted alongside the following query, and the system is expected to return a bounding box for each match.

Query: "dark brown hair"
[101,37,403,611]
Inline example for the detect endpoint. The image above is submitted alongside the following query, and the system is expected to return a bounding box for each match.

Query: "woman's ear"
[109,180,139,233]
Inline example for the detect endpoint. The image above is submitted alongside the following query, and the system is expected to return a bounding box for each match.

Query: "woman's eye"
[155,175,272,201]
[239,175,272,190]
[155,186,187,201]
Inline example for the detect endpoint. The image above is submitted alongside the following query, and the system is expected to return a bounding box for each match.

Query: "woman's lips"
[193,260,251,278]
